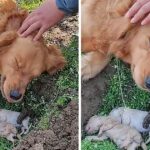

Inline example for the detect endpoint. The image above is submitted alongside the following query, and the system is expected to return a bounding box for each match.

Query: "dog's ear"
[5,10,28,31]
[108,0,133,17]
[45,45,66,75]
[110,38,131,63]
[0,30,17,49]
[143,112,150,129]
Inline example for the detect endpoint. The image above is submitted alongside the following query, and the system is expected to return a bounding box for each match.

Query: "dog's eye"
[119,31,127,39]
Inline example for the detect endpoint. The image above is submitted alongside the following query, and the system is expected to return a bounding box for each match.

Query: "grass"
[18,0,43,11]
[0,1,78,149]
[82,58,150,150]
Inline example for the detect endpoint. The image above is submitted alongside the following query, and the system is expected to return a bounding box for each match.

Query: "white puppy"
[0,109,30,135]
[109,107,149,132]
[85,115,147,150]
[0,122,17,142]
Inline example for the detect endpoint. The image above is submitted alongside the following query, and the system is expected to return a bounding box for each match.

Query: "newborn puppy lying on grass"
[85,115,147,150]
[110,107,150,133]
[0,122,17,143]
[0,109,30,135]
[110,107,150,143]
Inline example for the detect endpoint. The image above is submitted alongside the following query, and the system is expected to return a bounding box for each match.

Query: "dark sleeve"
[56,0,78,14]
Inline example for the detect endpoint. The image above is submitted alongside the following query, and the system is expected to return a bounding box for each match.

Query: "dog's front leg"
[85,135,108,142]
[82,51,110,80]
[145,132,150,144]
[127,142,142,150]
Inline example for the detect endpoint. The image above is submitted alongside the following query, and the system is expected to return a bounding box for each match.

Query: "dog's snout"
[145,77,150,89]
[10,90,22,100]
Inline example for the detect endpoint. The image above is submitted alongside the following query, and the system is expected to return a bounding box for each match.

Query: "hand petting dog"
[126,0,150,25]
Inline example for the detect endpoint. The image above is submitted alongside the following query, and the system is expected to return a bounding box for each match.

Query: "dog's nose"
[145,77,150,89]
[10,90,22,100]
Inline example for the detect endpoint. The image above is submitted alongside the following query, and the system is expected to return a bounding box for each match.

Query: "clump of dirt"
[44,15,78,47]
[82,65,115,131]
[13,101,78,150]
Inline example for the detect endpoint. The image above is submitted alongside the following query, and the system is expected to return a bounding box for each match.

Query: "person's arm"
[56,0,78,14]
[18,0,78,41]
[125,0,150,25]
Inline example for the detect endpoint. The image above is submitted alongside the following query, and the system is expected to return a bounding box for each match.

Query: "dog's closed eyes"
[0,2,66,103]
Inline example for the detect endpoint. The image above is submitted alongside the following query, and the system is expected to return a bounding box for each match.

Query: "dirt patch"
[81,65,115,131]
[13,101,78,150]
[44,15,78,47]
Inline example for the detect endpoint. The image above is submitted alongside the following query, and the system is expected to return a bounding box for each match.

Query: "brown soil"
[13,101,78,150]
[44,15,78,47]
[81,65,115,132]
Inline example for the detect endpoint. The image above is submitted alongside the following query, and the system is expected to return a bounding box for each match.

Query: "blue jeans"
[56,0,78,14]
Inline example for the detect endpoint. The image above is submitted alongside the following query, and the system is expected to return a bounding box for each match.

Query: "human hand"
[18,0,65,41]
[125,0,150,25]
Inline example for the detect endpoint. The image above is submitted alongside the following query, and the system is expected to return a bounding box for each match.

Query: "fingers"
[21,22,41,37]
[131,2,150,23]
[18,16,39,34]
[141,13,150,25]
[33,26,46,41]
[125,1,143,18]
[125,0,150,25]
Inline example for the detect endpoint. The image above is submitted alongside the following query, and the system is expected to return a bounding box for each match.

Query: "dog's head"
[0,35,65,103]
[85,115,103,134]
[110,24,150,91]
[0,10,65,103]
[107,0,150,91]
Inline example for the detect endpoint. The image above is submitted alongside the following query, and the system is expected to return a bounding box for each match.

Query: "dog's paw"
[82,52,109,81]
[85,136,95,141]
[82,54,95,81]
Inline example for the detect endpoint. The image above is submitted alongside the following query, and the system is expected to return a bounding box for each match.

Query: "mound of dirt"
[13,101,78,150]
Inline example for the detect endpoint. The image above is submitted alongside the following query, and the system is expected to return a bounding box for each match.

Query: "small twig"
[116,59,126,107]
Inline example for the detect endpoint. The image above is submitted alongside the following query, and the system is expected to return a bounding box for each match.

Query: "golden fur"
[82,0,150,91]
[0,0,16,12]
[0,0,66,103]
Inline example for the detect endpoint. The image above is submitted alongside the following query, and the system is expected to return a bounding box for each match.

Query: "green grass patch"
[18,0,43,11]
[82,58,150,150]
[82,140,117,150]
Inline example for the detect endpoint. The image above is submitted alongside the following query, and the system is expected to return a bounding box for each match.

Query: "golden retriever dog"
[0,0,65,103]
[85,115,147,150]
[82,0,150,91]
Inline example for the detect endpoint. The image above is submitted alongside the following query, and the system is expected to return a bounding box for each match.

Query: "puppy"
[85,115,147,150]
[110,107,150,144]
[110,107,150,133]
[0,0,66,103]
[82,0,150,92]
[0,109,30,135]
[0,122,17,143]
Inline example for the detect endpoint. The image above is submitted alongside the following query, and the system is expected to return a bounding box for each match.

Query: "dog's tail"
[141,142,147,150]
[17,108,32,125]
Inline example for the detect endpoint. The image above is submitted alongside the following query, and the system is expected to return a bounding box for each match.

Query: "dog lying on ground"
[82,0,150,91]
[0,121,17,143]
[0,0,65,103]
[0,109,30,135]
[85,115,147,150]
